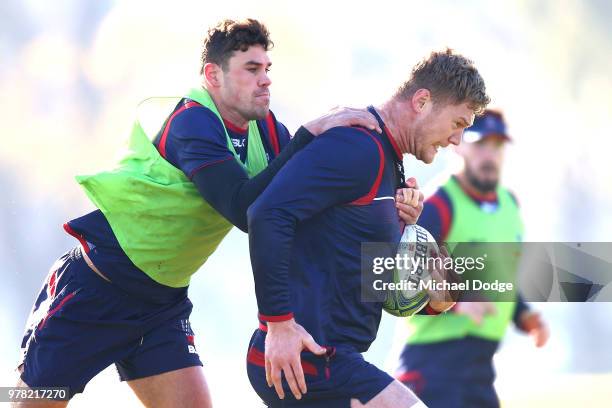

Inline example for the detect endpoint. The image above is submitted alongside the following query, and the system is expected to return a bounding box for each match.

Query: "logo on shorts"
[187,335,197,354]
[181,319,197,354]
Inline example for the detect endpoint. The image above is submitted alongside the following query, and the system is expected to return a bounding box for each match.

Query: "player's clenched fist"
[396,177,425,225]
[265,319,326,400]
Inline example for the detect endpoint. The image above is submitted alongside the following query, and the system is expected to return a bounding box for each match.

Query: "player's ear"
[411,89,431,113]
[203,63,222,88]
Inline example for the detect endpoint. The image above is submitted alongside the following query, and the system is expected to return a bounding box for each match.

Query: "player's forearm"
[265,125,314,174]
[192,127,314,232]
[248,205,296,320]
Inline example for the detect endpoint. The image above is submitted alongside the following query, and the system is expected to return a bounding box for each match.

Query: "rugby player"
[246,48,490,407]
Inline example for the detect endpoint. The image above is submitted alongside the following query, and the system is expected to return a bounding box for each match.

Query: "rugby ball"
[383,224,439,316]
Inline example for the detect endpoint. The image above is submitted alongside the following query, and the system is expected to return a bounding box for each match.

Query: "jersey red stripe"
[350,128,385,206]
[265,112,280,156]
[63,223,90,253]
[158,101,202,159]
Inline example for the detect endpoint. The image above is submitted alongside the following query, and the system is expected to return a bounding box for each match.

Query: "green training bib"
[76,88,269,287]
[406,177,524,343]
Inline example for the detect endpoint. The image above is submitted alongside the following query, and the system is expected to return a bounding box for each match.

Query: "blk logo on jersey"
[232,138,246,148]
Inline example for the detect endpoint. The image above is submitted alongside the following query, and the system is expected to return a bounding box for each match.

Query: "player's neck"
[205,87,250,129]
[376,100,413,155]
[216,104,249,130]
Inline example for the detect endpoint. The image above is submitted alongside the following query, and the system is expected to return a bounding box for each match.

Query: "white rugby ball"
[383,224,439,316]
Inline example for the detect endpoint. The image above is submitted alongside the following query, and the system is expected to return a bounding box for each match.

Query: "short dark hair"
[200,18,273,74]
[395,48,490,114]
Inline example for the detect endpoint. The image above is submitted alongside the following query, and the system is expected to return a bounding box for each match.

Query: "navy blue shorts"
[246,328,394,407]
[18,247,202,398]
[397,338,500,408]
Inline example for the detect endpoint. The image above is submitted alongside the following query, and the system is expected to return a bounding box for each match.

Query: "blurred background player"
[395,109,550,408]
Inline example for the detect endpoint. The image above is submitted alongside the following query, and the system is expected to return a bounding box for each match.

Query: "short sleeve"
[159,105,235,179]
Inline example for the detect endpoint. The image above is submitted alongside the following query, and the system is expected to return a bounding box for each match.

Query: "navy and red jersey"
[248,107,405,352]
[66,98,291,301]
[156,99,290,179]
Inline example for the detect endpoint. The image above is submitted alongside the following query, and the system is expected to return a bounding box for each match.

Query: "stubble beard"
[465,165,499,193]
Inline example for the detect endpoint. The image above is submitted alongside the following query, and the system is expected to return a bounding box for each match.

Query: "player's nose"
[449,130,463,146]
[259,72,272,87]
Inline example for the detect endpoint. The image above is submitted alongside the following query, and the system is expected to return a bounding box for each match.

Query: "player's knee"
[128,366,212,408]
[12,365,70,408]
[351,380,425,408]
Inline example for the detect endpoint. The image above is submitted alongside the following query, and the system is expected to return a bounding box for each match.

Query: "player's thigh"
[126,366,211,408]
[351,380,427,408]
[10,368,68,408]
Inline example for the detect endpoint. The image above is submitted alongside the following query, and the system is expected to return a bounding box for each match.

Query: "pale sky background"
[1,0,611,406]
